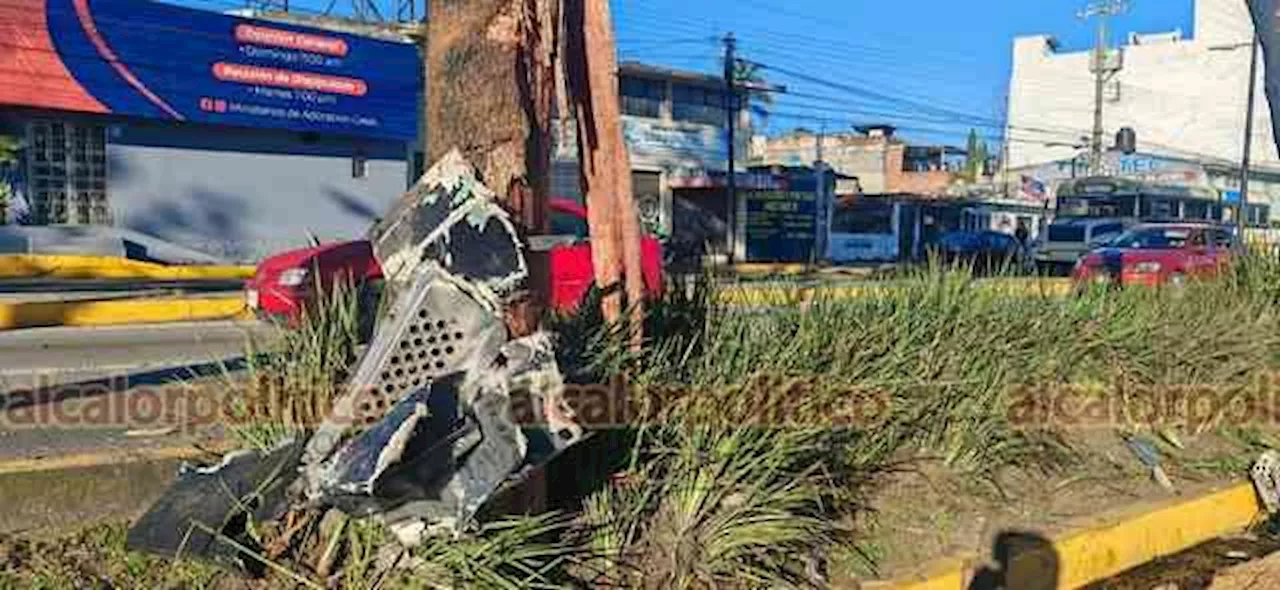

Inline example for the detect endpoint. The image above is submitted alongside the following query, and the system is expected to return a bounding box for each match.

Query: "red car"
[1071,223,1236,288]
[246,198,663,321]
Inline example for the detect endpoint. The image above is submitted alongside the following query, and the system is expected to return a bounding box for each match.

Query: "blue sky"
[612,0,1196,147]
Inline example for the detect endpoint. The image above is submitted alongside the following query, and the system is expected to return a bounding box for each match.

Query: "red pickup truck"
[246,198,663,321]
[1071,223,1236,288]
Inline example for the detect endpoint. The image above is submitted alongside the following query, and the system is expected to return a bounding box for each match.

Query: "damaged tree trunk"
[564,0,645,339]
[426,0,558,235]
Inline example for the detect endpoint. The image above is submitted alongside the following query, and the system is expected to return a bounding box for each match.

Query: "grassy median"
[11,256,1280,588]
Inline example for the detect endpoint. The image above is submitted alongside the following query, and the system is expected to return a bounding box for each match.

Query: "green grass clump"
[559,255,1280,474]
[220,277,369,450]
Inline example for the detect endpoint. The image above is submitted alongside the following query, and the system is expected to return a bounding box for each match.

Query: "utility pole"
[723,32,737,264]
[1239,33,1260,237]
[814,123,829,264]
[1079,0,1128,176]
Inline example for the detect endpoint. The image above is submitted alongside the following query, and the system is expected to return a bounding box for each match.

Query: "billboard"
[744,190,817,262]
[0,0,419,140]
[1250,0,1280,153]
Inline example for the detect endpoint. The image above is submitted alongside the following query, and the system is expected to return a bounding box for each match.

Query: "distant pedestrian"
[1015,221,1030,249]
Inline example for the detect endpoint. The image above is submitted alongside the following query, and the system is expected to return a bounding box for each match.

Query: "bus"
[1036,176,1271,272]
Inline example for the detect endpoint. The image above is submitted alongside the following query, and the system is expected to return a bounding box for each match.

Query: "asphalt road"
[0,321,275,462]
[0,320,275,393]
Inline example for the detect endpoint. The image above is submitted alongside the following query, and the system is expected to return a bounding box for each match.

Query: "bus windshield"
[1056,195,1137,218]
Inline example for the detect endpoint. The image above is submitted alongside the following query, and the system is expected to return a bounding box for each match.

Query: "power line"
[615,0,993,68]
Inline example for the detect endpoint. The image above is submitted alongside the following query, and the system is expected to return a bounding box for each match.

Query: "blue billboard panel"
[0,0,419,140]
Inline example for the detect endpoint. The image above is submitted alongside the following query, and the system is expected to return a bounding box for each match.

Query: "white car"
[1036,218,1129,273]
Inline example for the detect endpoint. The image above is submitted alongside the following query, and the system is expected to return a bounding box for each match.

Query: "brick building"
[749,125,967,196]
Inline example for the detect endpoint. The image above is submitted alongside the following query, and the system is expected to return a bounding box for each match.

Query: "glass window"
[1183,200,1210,221]
[1210,229,1234,248]
[1247,204,1270,227]
[620,76,663,118]
[831,202,893,234]
[550,210,588,238]
[26,120,108,225]
[351,151,367,179]
[1048,224,1085,242]
[672,83,726,125]
[1107,227,1191,249]
[1089,223,1124,240]
[1140,198,1175,219]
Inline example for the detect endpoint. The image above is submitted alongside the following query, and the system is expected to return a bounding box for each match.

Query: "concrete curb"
[0,255,254,281]
[0,447,207,534]
[0,295,253,330]
[868,482,1262,589]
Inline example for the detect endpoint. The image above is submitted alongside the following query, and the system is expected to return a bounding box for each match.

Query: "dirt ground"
[1206,549,1280,590]
[834,428,1271,586]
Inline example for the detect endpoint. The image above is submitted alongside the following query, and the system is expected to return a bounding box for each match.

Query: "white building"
[1005,0,1279,176]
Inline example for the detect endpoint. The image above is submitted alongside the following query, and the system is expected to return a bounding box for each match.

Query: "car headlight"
[277,267,309,287]
[1132,262,1162,274]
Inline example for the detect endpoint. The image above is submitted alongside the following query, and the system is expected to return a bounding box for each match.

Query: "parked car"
[538,198,664,313]
[246,198,663,323]
[245,239,382,322]
[931,230,1029,274]
[1070,223,1236,288]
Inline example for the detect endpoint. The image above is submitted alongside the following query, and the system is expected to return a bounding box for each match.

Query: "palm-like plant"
[732,60,774,127]
[581,425,845,589]
[0,135,18,165]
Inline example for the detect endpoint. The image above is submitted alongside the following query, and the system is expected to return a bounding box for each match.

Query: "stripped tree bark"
[564,0,645,341]
[426,0,557,235]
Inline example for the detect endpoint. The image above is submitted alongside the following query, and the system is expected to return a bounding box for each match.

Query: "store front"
[0,0,420,261]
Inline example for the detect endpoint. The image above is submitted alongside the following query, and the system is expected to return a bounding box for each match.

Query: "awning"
[666,169,787,191]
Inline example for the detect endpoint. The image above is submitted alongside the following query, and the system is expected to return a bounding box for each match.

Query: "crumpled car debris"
[126,438,307,567]
[128,149,585,566]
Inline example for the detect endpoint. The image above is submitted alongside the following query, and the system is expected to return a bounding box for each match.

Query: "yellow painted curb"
[0,255,254,280]
[0,446,206,476]
[716,279,1072,306]
[873,482,1262,589]
[1053,482,1261,587]
[0,295,252,330]
[732,263,813,276]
